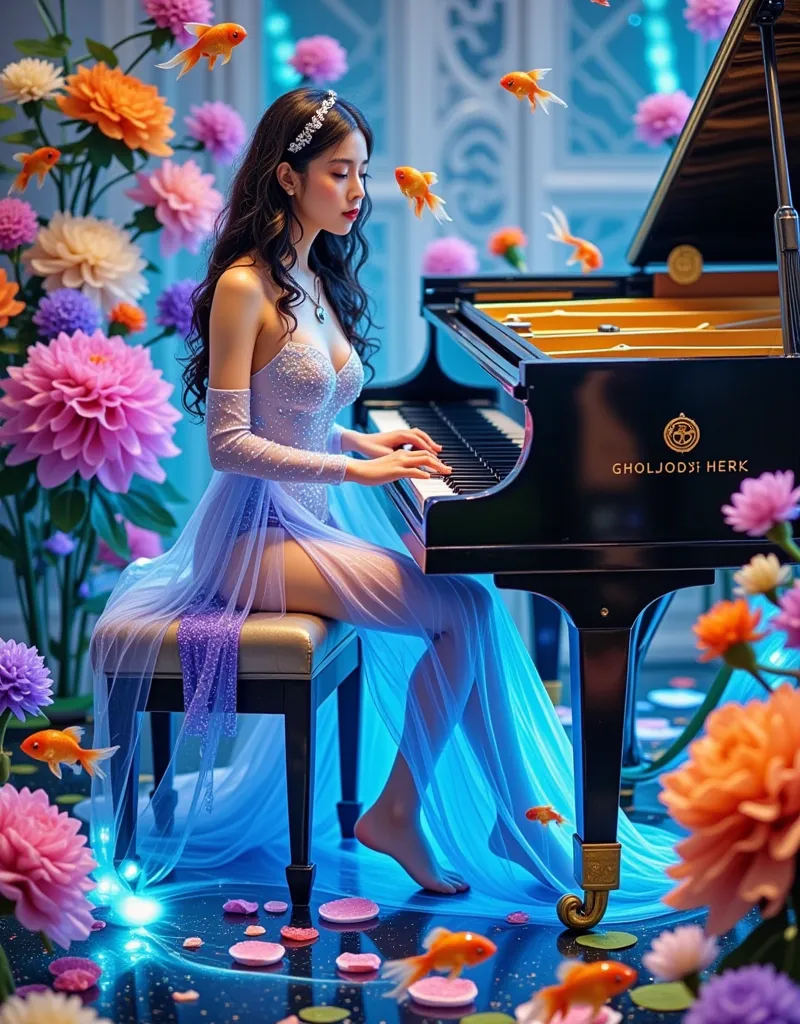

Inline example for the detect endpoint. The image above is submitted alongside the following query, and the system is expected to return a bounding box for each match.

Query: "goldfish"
[542,206,604,273]
[156,22,247,79]
[499,69,568,115]
[525,804,566,826]
[8,146,61,195]
[394,167,453,224]
[517,960,638,1024]
[21,726,119,781]
[381,926,497,1001]
[591,0,611,6]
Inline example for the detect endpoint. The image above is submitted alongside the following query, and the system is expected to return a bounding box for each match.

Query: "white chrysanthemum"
[0,991,112,1024]
[24,212,148,312]
[0,58,64,103]
[733,552,792,596]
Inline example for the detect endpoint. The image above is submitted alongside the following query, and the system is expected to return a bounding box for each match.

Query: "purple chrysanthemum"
[0,638,54,721]
[0,197,38,251]
[43,531,76,557]
[422,237,479,275]
[685,964,800,1024]
[633,90,694,147]
[32,288,101,341]
[156,279,196,338]
[288,35,348,85]
[185,101,247,164]
[684,0,739,41]
[142,0,214,47]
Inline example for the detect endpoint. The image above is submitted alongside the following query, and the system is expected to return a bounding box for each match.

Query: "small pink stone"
[53,968,97,993]
[172,990,200,1003]
[506,912,530,925]
[264,901,288,913]
[280,925,319,943]
[13,985,49,998]
[90,920,106,932]
[223,898,259,915]
[183,937,204,950]
[408,976,478,1007]
[48,958,102,982]
[318,897,379,924]
[669,676,697,689]
[336,952,381,973]
[229,940,285,967]
[245,925,266,936]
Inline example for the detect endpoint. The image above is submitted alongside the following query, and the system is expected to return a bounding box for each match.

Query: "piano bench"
[103,612,363,907]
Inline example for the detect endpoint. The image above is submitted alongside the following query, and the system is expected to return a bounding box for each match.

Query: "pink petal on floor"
[281,926,319,943]
[669,676,697,689]
[13,985,49,998]
[223,899,259,915]
[246,925,266,936]
[53,968,97,992]
[264,901,289,913]
[408,977,479,1007]
[318,897,379,924]
[48,958,102,982]
[182,937,204,950]
[336,952,381,973]
[90,920,106,932]
[172,990,200,1003]
[506,911,530,924]
[229,940,285,967]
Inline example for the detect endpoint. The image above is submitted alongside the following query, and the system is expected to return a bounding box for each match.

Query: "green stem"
[13,495,44,655]
[125,43,154,76]
[59,549,74,698]
[59,0,71,76]
[746,666,775,695]
[0,941,14,1002]
[144,328,170,348]
[113,30,153,48]
[82,166,99,216]
[31,108,66,211]
[70,160,89,215]
[34,0,58,35]
[756,663,800,682]
[92,169,137,205]
[0,709,11,785]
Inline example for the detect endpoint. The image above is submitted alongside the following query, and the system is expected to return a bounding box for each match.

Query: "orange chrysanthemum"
[692,598,764,662]
[110,302,147,334]
[488,226,527,256]
[56,63,174,157]
[0,267,24,327]
[660,684,800,935]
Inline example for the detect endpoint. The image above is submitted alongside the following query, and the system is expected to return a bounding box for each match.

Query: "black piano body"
[354,0,800,929]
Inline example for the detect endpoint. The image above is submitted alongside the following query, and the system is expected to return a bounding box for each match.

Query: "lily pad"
[56,794,85,806]
[630,982,695,1012]
[460,1015,516,1024]
[576,931,638,951]
[298,1008,350,1024]
[9,764,38,775]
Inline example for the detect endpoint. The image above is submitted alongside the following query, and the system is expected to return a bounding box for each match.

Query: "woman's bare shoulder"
[215,262,268,306]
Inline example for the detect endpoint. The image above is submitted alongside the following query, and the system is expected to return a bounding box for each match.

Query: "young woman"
[90,87,678,920]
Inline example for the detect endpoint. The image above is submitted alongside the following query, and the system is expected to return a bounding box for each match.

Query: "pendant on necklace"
[315,304,326,324]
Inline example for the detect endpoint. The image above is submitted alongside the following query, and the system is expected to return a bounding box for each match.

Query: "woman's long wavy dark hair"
[182,87,379,418]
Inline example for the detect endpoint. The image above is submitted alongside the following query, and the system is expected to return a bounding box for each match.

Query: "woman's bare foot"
[354,803,469,895]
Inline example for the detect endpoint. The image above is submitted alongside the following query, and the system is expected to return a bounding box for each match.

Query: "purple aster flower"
[0,638,54,721]
[684,0,739,41]
[633,90,694,147]
[142,0,215,47]
[685,964,800,1024]
[33,288,101,341]
[288,36,348,85]
[0,197,38,251]
[43,531,76,557]
[156,279,196,338]
[78,581,90,600]
[422,237,479,275]
[185,101,247,164]
[773,581,800,649]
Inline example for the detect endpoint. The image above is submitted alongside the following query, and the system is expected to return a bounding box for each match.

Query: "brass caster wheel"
[556,890,609,931]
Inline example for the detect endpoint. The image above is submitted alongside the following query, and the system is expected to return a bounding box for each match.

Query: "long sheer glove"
[329,422,345,455]
[206,387,349,484]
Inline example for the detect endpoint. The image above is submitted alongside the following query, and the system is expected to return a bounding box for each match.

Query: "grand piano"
[353,0,800,929]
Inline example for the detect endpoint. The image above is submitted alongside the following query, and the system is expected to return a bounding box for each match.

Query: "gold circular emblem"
[664,412,700,453]
[667,245,703,285]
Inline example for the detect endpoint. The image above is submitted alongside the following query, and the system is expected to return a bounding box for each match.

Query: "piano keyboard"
[367,403,525,513]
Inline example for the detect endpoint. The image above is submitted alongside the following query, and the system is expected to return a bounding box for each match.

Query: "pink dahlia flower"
[97,518,164,568]
[773,582,800,649]
[0,329,181,493]
[185,101,247,164]
[422,237,479,275]
[642,924,719,982]
[684,0,739,41]
[126,160,223,257]
[0,785,96,948]
[142,0,214,47]
[722,470,800,537]
[0,197,38,251]
[633,90,693,147]
[288,36,348,85]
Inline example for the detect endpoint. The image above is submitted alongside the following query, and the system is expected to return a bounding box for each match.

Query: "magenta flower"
[126,160,223,257]
[0,785,96,947]
[684,0,739,41]
[185,101,247,164]
[288,36,348,85]
[633,90,693,147]
[97,519,164,568]
[773,582,800,649]
[0,197,38,251]
[642,925,719,982]
[722,471,800,537]
[142,0,214,47]
[422,237,479,276]
[0,638,53,722]
[0,329,181,493]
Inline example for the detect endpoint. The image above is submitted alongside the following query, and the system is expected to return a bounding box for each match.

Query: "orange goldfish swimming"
[156,22,247,79]
[591,0,611,6]
[21,727,119,781]
[8,146,61,195]
[499,69,567,115]
[394,166,453,224]
[543,206,604,273]
[382,926,497,1001]
[517,960,638,1024]
[525,804,566,826]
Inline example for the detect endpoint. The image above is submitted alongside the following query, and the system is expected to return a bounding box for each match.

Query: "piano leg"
[495,568,712,931]
[621,593,675,770]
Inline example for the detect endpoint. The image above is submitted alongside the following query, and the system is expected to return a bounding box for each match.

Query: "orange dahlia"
[692,598,764,663]
[488,226,528,256]
[110,302,147,334]
[56,63,174,157]
[0,267,24,327]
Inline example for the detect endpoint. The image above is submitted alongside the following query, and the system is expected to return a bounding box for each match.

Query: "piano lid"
[627,0,800,268]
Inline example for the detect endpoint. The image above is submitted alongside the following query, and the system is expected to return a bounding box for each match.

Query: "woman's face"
[287,130,369,236]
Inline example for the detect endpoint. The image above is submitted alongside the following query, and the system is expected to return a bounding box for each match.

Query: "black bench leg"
[284,684,316,906]
[149,711,178,834]
[336,653,362,839]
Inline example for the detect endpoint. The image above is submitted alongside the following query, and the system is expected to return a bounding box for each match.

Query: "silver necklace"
[297,274,326,324]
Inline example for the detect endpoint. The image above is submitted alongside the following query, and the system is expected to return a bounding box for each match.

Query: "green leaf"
[717,909,790,974]
[108,322,129,338]
[20,486,38,515]
[134,477,187,505]
[56,140,87,155]
[145,260,162,275]
[21,100,42,119]
[0,462,34,497]
[14,35,71,58]
[0,524,16,561]
[0,163,14,177]
[151,26,174,50]
[1,129,40,146]
[80,589,112,615]
[48,636,65,661]
[41,98,61,113]
[575,930,638,951]
[117,489,176,536]
[90,490,130,562]
[0,105,15,123]
[131,206,161,235]
[85,37,118,68]
[86,130,113,169]
[630,983,695,1013]
[49,488,88,533]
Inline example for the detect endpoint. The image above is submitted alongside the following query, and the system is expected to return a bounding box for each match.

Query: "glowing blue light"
[98,827,111,845]
[96,875,121,896]
[276,65,301,87]
[274,40,295,62]
[642,0,680,94]
[656,71,680,92]
[265,12,290,36]
[120,860,140,881]
[118,895,162,926]
[628,14,642,27]
[647,44,672,67]
[124,939,142,952]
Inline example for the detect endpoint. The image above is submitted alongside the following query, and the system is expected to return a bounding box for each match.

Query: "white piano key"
[478,408,525,446]
[367,409,409,433]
